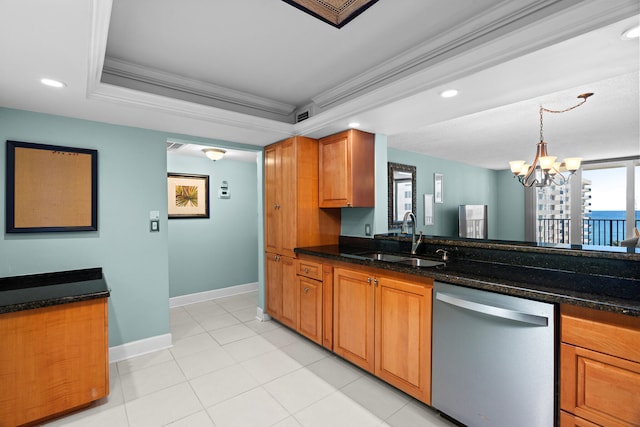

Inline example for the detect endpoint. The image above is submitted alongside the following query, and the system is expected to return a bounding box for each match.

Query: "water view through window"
[535,162,639,246]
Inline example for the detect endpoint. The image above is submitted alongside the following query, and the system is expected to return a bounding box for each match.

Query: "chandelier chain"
[538,93,592,142]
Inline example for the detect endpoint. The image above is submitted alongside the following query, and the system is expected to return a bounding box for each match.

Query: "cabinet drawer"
[297,260,323,280]
[561,343,640,426]
[561,305,640,363]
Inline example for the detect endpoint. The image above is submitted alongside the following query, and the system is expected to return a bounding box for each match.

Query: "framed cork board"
[167,173,210,219]
[6,140,98,233]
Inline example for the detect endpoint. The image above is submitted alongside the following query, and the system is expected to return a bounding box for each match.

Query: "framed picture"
[434,173,444,204]
[167,173,209,219]
[6,140,98,233]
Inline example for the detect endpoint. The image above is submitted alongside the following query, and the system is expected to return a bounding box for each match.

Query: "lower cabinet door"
[265,252,282,319]
[333,267,375,372]
[280,255,297,329]
[561,342,640,426]
[298,276,322,344]
[375,276,432,404]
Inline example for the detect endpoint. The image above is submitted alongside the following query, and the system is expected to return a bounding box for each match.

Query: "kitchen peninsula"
[0,268,110,426]
[294,235,640,426]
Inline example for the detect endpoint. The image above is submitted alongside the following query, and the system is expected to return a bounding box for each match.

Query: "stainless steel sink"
[354,251,446,268]
[399,258,446,268]
[356,252,410,262]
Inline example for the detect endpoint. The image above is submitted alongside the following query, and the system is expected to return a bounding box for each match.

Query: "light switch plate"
[150,219,160,232]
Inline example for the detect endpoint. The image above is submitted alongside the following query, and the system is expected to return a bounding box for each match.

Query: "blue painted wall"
[495,169,526,241]
[167,153,259,297]
[388,148,500,238]
[340,139,526,241]
[387,149,525,240]
[0,108,262,347]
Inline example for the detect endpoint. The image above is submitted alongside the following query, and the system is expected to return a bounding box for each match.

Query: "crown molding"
[89,82,295,136]
[102,58,296,117]
[87,0,638,143]
[297,0,640,137]
[311,0,639,110]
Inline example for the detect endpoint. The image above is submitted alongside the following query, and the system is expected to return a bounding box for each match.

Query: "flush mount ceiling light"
[440,89,459,98]
[348,122,360,128]
[40,78,66,88]
[509,93,593,188]
[202,148,226,161]
[282,0,379,28]
[621,25,640,40]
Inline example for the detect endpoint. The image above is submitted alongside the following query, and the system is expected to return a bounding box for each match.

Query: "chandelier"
[509,92,593,187]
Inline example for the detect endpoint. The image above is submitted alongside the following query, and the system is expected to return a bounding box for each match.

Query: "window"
[582,166,625,245]
[533,158,639,246]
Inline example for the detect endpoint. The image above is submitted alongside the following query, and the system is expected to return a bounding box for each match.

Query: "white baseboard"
[109,333,173,363]
[256,306,271,322]
[169,282,259,308]
[111,282,260,363]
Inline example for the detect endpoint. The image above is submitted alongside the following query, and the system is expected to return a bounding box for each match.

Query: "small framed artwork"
[434,173,444,204]
[6,140,98,233]
[168,173,210,219]
[424,194,434,225]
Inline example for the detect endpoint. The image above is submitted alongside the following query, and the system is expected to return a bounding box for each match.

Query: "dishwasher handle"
[436,292,549,326]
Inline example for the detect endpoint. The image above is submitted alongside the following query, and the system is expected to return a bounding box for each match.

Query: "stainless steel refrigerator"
[458,205,487,239]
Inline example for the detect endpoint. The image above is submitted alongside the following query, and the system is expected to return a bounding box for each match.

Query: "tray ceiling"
[282,0,379,27]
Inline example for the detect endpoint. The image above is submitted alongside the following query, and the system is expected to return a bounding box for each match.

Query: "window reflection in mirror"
[388,162,417,229]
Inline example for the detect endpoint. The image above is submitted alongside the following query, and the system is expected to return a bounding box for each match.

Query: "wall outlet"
[365,224,371,236]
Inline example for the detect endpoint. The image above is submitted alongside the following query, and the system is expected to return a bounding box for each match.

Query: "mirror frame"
[388,162,417,230]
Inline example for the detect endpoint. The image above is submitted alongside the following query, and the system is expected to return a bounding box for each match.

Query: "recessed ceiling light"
[348,122,360,128]
[621,25,640,40]
[440,89,458,98]
[41,78,66,88]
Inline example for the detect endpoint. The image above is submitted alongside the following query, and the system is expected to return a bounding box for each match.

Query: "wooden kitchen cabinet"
[0,298,109,426]
[298,275,323,344]
[322,264,334,350]
[375,275,432,404]
[318,129,375,208]
[296,258,324,344]
[264,136,340,323]
[333,266,432,403]
[265,252,297,328]
[560,304,640,427]
[333,267,376,372]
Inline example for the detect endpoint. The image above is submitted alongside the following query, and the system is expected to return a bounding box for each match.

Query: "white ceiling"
[0,0,638,168]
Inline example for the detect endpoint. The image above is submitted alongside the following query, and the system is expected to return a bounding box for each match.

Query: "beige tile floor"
[44,291,458,427]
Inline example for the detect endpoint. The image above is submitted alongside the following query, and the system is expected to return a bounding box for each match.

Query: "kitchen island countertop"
[295,240,640,317]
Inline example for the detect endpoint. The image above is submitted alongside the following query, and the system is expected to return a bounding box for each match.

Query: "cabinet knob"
[304,268,309,273]
[374,278,378,286]
[304,287,310,293]
[274,203,280,209]
[367,277,372,285]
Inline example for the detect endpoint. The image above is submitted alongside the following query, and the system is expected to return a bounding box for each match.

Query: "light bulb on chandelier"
[509,92,593,188]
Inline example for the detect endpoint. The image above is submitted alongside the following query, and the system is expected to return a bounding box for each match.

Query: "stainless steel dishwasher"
[432,281,555,427]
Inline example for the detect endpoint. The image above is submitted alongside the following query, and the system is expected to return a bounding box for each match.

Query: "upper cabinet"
[319,129,375,208]
[264,136,340,258]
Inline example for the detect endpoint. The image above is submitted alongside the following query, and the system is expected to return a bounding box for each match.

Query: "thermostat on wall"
[218,180,230,199]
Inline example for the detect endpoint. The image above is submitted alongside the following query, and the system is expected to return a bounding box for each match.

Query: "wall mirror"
[388,162,417,229]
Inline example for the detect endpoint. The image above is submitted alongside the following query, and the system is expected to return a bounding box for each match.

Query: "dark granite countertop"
[295,238,640,317]
[0,267,110,314]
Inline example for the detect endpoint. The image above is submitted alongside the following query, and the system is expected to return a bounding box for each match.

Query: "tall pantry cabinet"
[264,136,340,326]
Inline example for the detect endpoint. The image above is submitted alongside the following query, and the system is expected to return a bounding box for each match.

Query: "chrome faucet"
[401,211,423,255]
